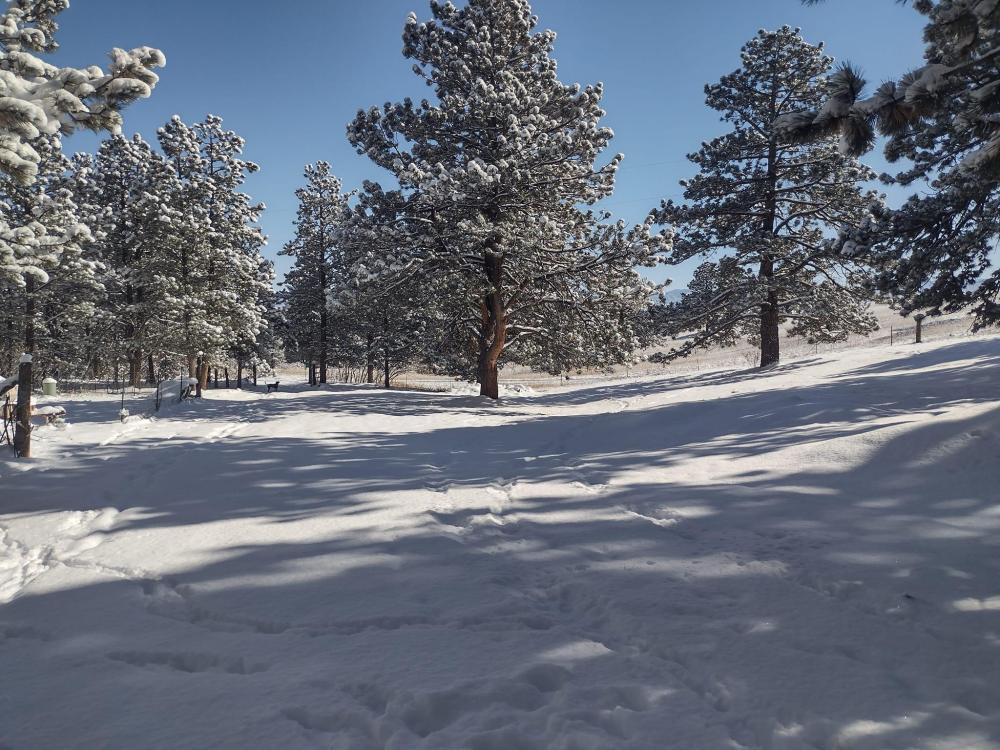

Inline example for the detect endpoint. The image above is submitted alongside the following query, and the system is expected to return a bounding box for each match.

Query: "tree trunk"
[24,276,35,355]
[478,351,500,399]
[13,355,32,458]
[758,255,780,368]
[383,351,391,389]
[147,353,156,385]
[198,360,209,394]
[129,349,143,388]
[19,281,37,457]
[477,246,506,400]
[319,309,328,384]
[253,364,257,386]
[214,368,219,388]
[237,360,243,389]
[366,333,375,384]
[224,368,230,389]
[759,296,780,367]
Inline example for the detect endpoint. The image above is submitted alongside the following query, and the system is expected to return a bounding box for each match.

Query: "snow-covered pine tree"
[279,251,322,383]
[0,0,164,187]
[156,115,268,387]
[0,0,163,457]
[654,258,756,350]
[225,256,276,387]
[79,134,178,385]
[779,1,1000,329]
[0,135,100,377]
[347,0,668,398]
[654,27,881,367]
[327,273,431,388]
[0,0,163,286]
[279,162,350,384]
[241,270,282,386]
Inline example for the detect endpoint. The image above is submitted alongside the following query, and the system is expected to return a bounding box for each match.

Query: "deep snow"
[2,335,1000,749]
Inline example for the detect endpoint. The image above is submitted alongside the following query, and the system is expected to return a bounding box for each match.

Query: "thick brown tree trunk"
[237,360,243,389]
[759,106,781,369]
[477,246,506,400]
[252,364,257,387]
[196,362,208,396]
[478,352,499,399]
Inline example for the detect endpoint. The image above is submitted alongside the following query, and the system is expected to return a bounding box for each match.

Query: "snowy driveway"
[2,337,1000,749]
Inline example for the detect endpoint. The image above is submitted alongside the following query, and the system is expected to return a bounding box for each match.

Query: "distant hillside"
[653,288,687,304]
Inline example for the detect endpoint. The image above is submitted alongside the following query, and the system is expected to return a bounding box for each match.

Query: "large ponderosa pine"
[347,0,667,398]
[783,0,1000,328]
[654,28,880,367]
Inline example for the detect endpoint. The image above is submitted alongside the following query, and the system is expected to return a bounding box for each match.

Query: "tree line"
[3,0,999,420]
[1,117,276,388]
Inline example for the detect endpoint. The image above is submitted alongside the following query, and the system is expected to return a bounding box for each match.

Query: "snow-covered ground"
[2,335,1000,749]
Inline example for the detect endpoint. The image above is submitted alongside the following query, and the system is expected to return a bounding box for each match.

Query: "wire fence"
[392,316,983,392]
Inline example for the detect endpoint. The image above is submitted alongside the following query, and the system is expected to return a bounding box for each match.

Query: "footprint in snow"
[107,650,268,675]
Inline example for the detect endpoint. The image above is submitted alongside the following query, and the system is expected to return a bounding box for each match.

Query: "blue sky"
[53,0,927,288]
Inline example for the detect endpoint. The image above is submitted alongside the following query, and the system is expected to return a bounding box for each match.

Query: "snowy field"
[2,335,1000,749]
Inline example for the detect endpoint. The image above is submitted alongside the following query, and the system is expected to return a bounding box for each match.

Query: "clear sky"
[52,0,928,289]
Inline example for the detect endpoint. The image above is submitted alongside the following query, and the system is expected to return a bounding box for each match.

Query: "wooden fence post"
[914,313,925,344]
[13,353,32,458]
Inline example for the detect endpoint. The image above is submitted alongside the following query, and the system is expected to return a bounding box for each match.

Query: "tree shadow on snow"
[1,338,999,748]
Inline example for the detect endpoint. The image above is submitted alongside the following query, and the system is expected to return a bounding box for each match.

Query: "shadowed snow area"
[2,336,1000,749]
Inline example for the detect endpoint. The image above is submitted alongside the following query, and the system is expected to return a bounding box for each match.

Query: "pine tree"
[654,27,880,367]
[656,259,756,350]
[347,0,668,398]
[0,1,164,187]
[80,134,178,385]
[279,162,350,384]
[0,1,164,285]
[0,135,100,377]
[0,0,163,458]
[156,115,268,387]
[243,275,282,386]
[784,0,1000,328]
[328,275,430,388]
